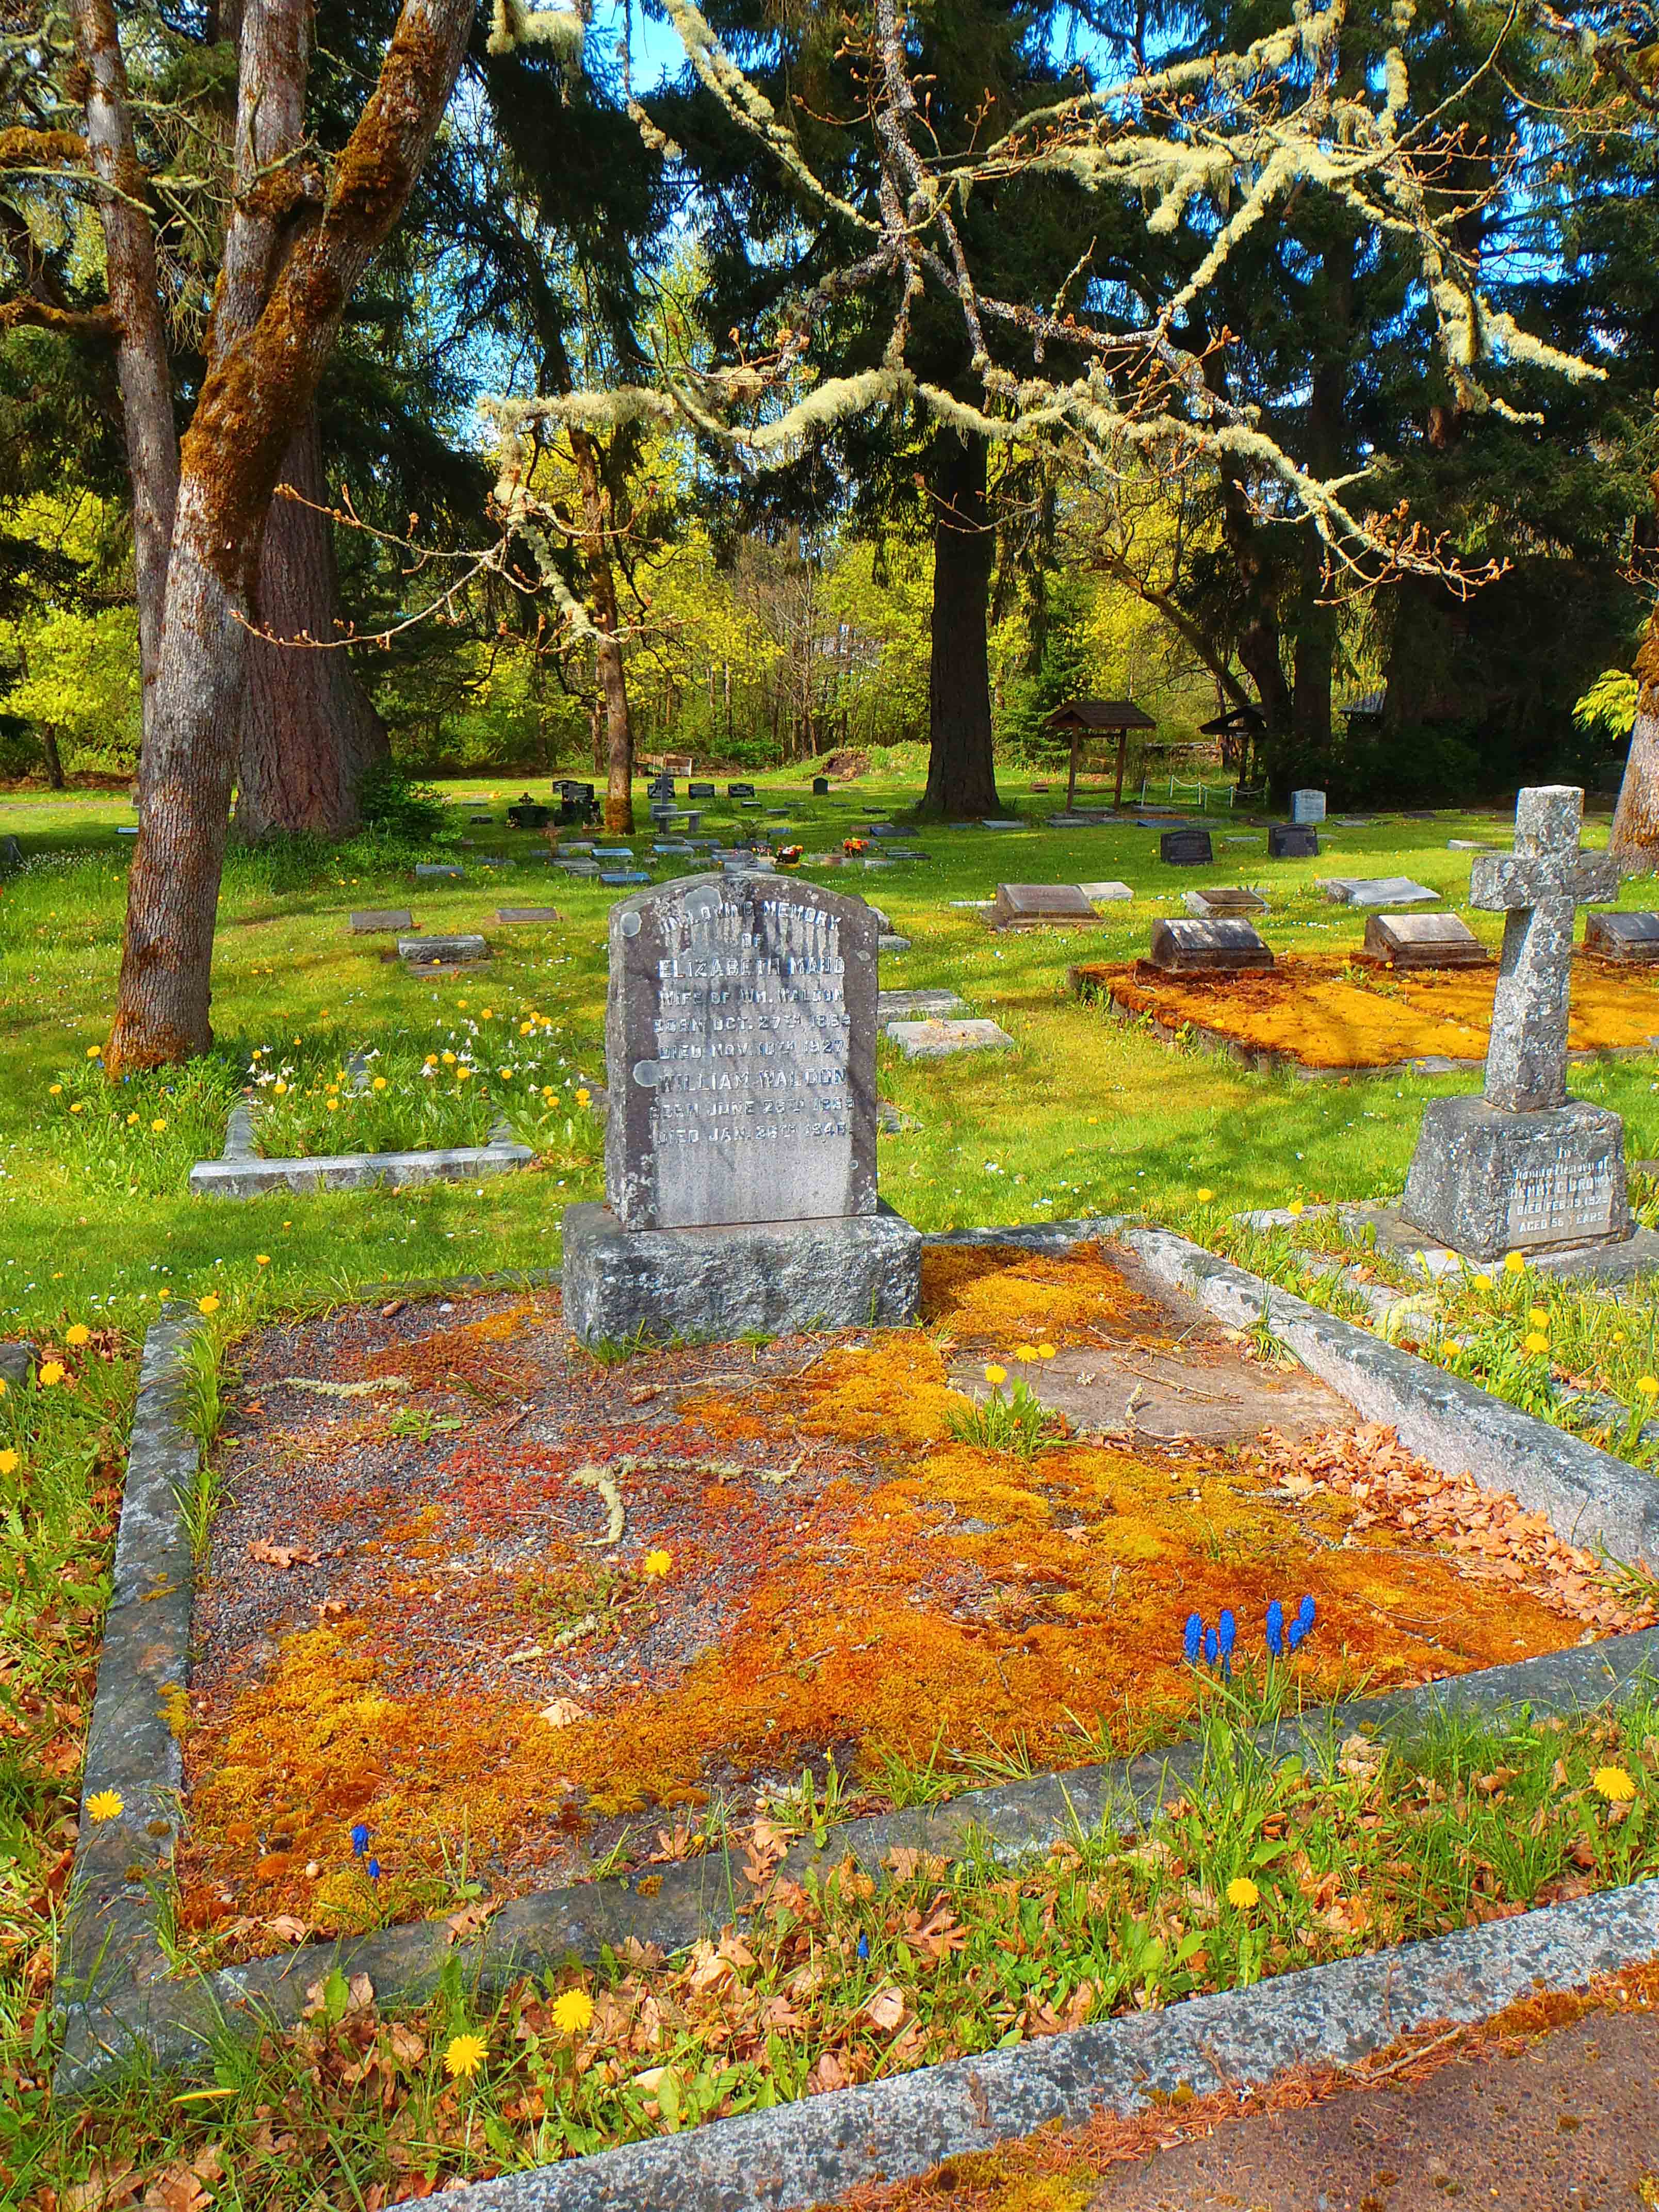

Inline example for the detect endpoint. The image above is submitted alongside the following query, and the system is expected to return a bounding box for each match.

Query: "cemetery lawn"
[11,777,1659,2193]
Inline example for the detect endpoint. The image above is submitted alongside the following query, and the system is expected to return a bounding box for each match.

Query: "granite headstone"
[562,874,921,1343]
[1290,789,1327,825]
[1266,825,1319,859]
[1585,911,1659,965]
[1160,828,1214,867]
[988,884,1099,929]
[1364,913,1490,969]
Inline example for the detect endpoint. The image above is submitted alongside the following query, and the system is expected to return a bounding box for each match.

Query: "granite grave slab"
[885,1017,1016,1060]
[1080,882,1133,901]
[1160,828,1214,866]
[1146,917,1274,974]
[397,933,490,967]
[496,907,561,925]
[1320,875,1439,907]
[1586,911,1659,964]
[1182,886,1267,919]
[1266,825,1318,859]
[988,883,1099,929]
[1364,913,1490,969]
[1290,788,1327,825]
[414,863,463,881]
[349,908,414,935]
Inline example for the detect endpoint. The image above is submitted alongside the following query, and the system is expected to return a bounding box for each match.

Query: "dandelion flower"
[48,1083,61,1096]
[1196,1188,1215,1204]
[272,1081,288,1096]
[480,1007,493,1020]
[1226,1876,1260,1910]
[0,1449,18,1476]
[1038,1343,1056,1360]
[1014,1344,1038,1363]
[65,1324,90,1347]
[442,1050,457,1065]
[1473,1273,1493,1291]
[984,1363,1007,1387]
[69,1102,84,1114]
[1638,1377,1658,1399]
[1528,1307,1549,1328]
[198,1294,220,1315]
[425,1054,438,1068]
[456,1066,473,1082]
[1504,1251,1525,1275]
[327,1099,340,1112]
[37,1362,65,1387]
[151,1118,167,1134]
[126,1113,139,1127]
[86,1789,124,1822]
[1523,1332,1550,1355]
[444,2032,487,2080]
[372,1076,387,1092]
[1593,1765,1637,1803]
[87,1046,101,1060]
[1287,1200,1305,1218]
[157,1288,171,1301]
[575,1087,591,1108]
[519,1021,534,1036]
[642,1549,673,1576]
[551,1988,594,2036]
[255,1255,270,1267]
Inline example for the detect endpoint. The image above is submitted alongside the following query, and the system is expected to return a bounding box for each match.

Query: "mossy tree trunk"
[569,426,634,836]
[921,429,1000,820]
[105,0,474,1070]
[1611,471,1659,877]
[68,0,180,765]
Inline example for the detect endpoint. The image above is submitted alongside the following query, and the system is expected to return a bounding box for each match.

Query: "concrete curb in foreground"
[437,1877,1659,2212]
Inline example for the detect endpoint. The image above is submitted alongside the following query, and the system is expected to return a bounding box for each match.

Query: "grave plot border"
[1068,963,1659,1084]
[56,1233,1659,2105]
[187,1094,534,1200]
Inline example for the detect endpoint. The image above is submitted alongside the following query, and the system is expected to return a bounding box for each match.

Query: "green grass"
[9,771,1659,2194]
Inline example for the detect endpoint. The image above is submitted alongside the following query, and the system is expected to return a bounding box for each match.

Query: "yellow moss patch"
[1087,954,1659,1069]
[920,1243,1160,1346]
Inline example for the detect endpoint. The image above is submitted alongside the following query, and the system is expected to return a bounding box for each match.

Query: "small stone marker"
[415,862,463,880]
[497,906,561,924]
[469,811,494,823]
[0,834,20,870]
[879,988,967,1022]
[398,933,489,966]
[1290,789,1327,825]
[727,782,756,799]
[886,1017,1015,1060]
[1146,918,1274,974]
[1080,881,1133,902]
[554,858,601,877]
[1160,828,1214,867]
[981,818,1023,831]
[1266,825,1318,858]
[812,776,830,795]
[688,781,715,799]
[561,873,921,1343]
[1585,911,1659,964]
[1364,912,1490,968]
[1321,875,1438,908]
[879,933,910,953]
[349,908,414,935]
[115,824,139,837]
[593,847,633,860]
[1182,886,1267,920]
[601,870,650,885]
[988,884,1099,930]
[1447,839,1492,852]
[1403,785,1629,1260]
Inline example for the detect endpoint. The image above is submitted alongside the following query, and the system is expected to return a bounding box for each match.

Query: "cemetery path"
[1086,2000,1659,2209]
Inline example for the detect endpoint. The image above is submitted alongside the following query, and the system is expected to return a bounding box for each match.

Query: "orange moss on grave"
[358,1302,545,1397]
[919,1242,1163,1348]
[1082,953,1659,1069]
[182,1396,1585,1929]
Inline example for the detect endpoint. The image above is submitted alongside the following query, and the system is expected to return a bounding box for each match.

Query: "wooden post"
[1067,723,1080,811]
[1114,727,1127,808]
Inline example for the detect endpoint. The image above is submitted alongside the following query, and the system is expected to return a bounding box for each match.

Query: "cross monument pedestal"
[1402,786,1631,1262]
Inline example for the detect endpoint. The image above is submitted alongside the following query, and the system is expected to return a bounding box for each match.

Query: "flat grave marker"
[496,906,562,925]
[397,933,489,967]
[1267,825,1319,859]
[1160,827,1214,867]
[1182,886,1267,919]
[1146,917,1275,974]
[1080,881,1133,901]
[885,1016,1015,1060]
[349,908,414,935]
[414,863,463,881]
[1321,875,1439,908]
[1364,912,1491,969]
[988,883,1099,929]
[1585,912,1659,965]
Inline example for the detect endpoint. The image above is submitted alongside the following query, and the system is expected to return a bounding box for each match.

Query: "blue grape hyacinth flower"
[1184,1613,1204,1666]
[1204,1625,1219,1667]
[856,1931,869,1961]
[1265,1599,1286,1657]
[1297,1595,1316,1633]
[350,1823,370,1857]
[366,1856,381,1882]
[1217,1608,1237,1658]
[1287,1617,1306,1651]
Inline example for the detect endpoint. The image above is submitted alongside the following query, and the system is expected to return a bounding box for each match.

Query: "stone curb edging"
[188,1080,533,1200]
[436,1877,1659,2212]
[53,1227,1659,2097]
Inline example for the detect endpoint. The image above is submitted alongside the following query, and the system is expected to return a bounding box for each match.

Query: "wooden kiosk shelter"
[1043,698,1157,809]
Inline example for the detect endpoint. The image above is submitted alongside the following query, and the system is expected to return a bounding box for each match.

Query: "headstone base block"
[1402,1096,1632,1260]
[561,1199,922,1346]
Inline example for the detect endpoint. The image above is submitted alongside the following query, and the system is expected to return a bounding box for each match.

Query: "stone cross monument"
[1402,786,1630,1261]
[562,871,922,1344]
